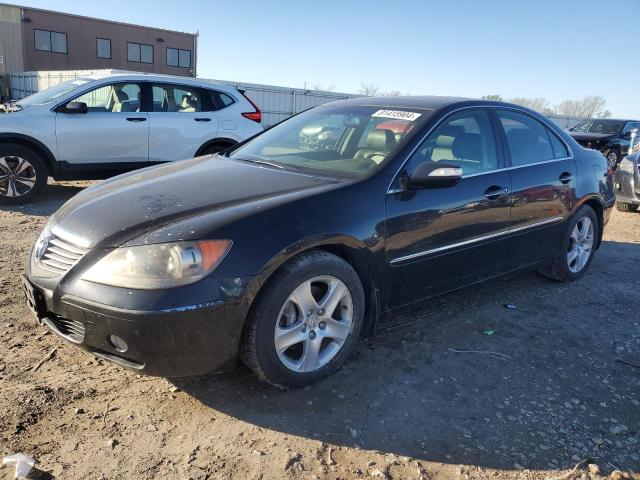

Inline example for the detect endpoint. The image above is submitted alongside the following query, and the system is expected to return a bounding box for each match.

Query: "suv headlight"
[82,240,232,289]
[619,158,635,174]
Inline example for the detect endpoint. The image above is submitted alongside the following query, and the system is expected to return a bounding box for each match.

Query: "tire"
[201,142,234,156]
[240,250,365,389]
[616,202,638,213]
[605,149,620,169]
[538,205,599,282]
[0,143,48,205]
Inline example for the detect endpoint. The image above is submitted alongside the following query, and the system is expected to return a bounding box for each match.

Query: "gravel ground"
[0,181,639,480]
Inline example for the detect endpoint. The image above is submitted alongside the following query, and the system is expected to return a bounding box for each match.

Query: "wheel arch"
[576,195,604,249]
[240,236,381,342]
[0,133,57,177]
[195,137,238,156]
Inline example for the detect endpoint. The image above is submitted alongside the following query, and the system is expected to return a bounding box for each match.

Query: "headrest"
[114,90,129,102]
[366,129,396,151]
[452,133,482,160]
[435,125,465,148]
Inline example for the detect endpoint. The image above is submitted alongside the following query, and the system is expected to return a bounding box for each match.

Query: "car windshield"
[571,119,625,135]
[18,78,94,106]
[228,104,431,178]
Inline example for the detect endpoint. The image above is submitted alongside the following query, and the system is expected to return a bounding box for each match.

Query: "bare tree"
[555,95,610,118]
[311,83,335,92]
[482,94,503,101]
[385,90,402,97]
[359,83,381,96]
[509,97,554,115]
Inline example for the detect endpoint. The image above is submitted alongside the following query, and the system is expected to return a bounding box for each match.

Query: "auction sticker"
[372,110,422,121]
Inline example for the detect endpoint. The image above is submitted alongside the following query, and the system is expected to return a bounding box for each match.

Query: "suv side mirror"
[407,162,462,189]
[61,101,88,114]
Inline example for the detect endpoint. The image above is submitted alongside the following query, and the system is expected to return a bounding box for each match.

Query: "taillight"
[241,93,262,124]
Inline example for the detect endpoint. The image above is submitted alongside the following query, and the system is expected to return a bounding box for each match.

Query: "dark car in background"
[22,97,615,388]
[568,118,640,168]
[614,151,640,212]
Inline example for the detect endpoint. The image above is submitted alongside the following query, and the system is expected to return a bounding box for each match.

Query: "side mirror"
[61,101,88,114]
[406,162,462,189]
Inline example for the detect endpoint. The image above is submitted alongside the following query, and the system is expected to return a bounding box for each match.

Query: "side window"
[208,90,236,110]
[71,83,141,113]
[498,110,565,165]
[152,84,202,113]
[406,110,498,175]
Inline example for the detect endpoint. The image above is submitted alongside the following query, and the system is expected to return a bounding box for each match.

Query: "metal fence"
[209,79,362,127]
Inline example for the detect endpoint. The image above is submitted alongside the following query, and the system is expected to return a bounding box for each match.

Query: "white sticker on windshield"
[372,109,422,121]
[71,80,88,85]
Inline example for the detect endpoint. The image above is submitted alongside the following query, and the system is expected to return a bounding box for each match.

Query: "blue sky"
[12,0,640,118]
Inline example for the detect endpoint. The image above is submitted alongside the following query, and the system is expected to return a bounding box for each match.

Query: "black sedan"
[22,97,615,388]
[568,118,640,168]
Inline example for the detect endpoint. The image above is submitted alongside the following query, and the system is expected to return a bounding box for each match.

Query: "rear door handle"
[559,172,574,184]
[194,117,211,122]
[484,185,509,200]
[126,117,146,122]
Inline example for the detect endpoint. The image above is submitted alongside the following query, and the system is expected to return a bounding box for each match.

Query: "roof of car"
[79,72,232,90]
[327,95,529,112]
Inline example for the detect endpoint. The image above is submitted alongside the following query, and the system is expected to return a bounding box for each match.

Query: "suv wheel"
[0,144,48,205]
[240,251,365,388]
[538,205,598,282]
[616,202,638,213]
[606,149,620,168]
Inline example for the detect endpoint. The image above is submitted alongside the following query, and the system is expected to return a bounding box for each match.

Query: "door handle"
[126,117,147,122]
[559,172,574,184]
[484,185,508,200]
[194,118,211,122]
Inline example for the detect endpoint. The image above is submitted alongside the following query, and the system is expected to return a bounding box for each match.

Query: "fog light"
[109,334,128,352]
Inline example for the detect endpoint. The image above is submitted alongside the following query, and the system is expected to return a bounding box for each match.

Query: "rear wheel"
[201,142,235,156]
[240,251,365,388]
[0,144,48,205]
[616,202,638,213]
[538,205,598,282]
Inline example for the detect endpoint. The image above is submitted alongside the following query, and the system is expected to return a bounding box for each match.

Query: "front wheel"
[605,149,620,169]
[240,251,365,388]
[0,144,48,205]
[538,205,599,282]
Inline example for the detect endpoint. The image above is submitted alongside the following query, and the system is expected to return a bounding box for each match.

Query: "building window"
[127,42,153,64]
[34,29,68,53]
[167,48,191,68]
[97,38,111,59]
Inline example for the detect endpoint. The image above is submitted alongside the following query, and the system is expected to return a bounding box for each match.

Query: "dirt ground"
[0,181,639,480]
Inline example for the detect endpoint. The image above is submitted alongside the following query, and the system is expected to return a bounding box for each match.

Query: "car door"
[147,83,219,163]
[385,108,512,309]
[495,109,577,269]
[55,82,149,169]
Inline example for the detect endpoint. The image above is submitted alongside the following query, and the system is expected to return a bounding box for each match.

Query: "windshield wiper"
[232,156,284,169]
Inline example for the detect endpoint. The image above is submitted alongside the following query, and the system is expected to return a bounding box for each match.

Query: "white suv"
[0,73,263,204]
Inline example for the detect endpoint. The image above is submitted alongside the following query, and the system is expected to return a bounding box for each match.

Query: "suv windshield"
[571,119,625,135]
[18,78,94,106]
[229,105,430,178]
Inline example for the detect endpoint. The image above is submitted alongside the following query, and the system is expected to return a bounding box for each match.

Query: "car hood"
[50,156,339,248]
[569,131,616,142]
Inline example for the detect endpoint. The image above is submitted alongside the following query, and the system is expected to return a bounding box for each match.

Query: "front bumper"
[24,251,255,377]
[614,170,640,205]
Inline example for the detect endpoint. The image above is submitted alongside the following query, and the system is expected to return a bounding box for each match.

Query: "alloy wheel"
[0,156,37,198]
[274,275,353,373]
[606,151,618,168]
[567,216,594,273]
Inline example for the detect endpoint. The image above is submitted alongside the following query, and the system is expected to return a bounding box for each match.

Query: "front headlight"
[619,158,635,174]
[82,240,232,289]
